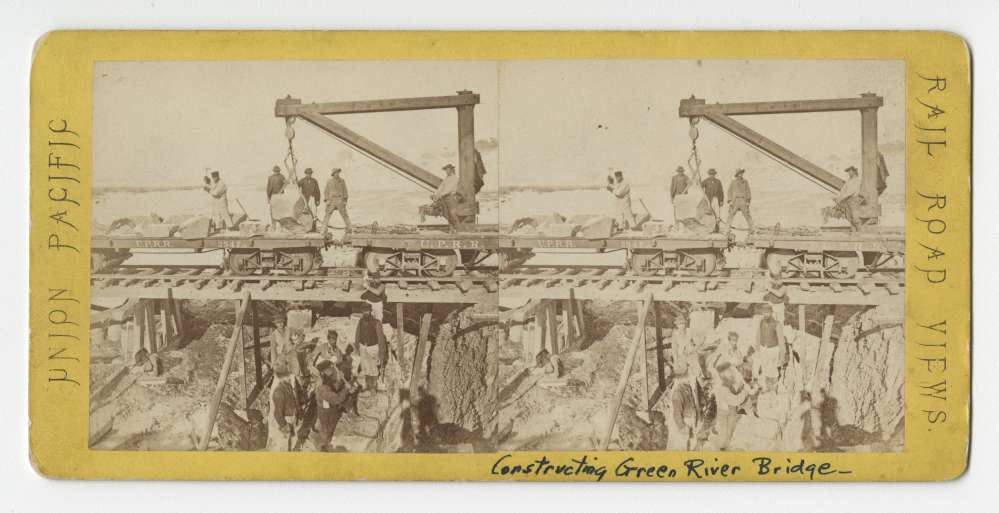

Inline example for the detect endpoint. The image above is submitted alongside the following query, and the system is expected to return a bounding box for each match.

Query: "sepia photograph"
[494,60,905,453]
[87,58,905,456]
[88,61,503,453]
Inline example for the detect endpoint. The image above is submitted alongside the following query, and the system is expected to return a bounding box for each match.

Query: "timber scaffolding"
[91,265,498,304]
[90,289,461,451]
[499,265,902,306]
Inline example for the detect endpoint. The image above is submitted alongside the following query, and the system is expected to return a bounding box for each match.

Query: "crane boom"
[679,94,884,225]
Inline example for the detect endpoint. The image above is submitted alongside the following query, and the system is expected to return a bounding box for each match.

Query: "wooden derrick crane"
[275,91,483,227]
[678,94,885,227]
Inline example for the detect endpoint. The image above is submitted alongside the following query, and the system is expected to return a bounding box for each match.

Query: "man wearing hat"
[266,166,287,229]
[297,167,321,220]
[834,165,863,230]
[608,170,637,231]
[726,168,755,235]
[670,165,690,201]
[432,163,460,225]
[754,303,785,392]
[202,170,234,232]
[267,357,298,451]
[701,168,724,215]
[313,358,349,451]
[320,167,351,238]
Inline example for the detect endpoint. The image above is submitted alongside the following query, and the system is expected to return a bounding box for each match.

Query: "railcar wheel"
[688,250,718,277]
[765,250,794,278]
[364,250,391,274]
[629,250,661,277]
[824,251,859,279]
[287,250,317,275]
[424,250,458,278]
[227,249,258,276]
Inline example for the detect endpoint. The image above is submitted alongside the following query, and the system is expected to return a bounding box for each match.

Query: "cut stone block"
[578,216,614,239]
[536,222,579,238]
[140,223,179,238]
[177,216,211,239]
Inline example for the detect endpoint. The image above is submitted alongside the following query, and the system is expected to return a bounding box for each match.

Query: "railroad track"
[92,265,499,294]
[499,264,904,302]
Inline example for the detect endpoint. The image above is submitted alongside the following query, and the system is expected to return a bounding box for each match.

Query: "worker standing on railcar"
[267,165,287,229]
[670,166,690,200]
[298,168,321,221]
[726,168,755,236]
[432,163,460,226]
[320,167,351,239]
[608,170,637,232]
[834,166,863,230]
[701,168,724,214]
[203,170,234,232]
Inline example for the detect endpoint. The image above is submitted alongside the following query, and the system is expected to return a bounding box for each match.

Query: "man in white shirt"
[203,170,233,232]
[607,170,637,231]
[834,166,863,230]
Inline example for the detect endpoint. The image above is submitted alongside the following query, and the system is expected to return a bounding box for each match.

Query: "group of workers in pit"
[663,284,838,452]
[605,164,866,234]
[201,162,462,237]
[261,272,438,452]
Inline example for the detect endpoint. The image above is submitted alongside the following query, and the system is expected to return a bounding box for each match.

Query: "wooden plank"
[571,288,587,344]
[427,280,441,291]
[198,290,252,450]
[456,279,472,293]
[829,282,843,293]
[278,93,479,117]
[299,111,441,191]
[636,299,651,413]
[409,309,433,396]
[251,301,263,388]
[564,297,576,349]
[144,301,157,353]
[397,280,408,290]
[810,314,836,397]
[168,288,186,344]
[702,111,844,193]
[395,303,405,367]
[601,292,654,450]
[546,301,559,355]
[653,301,666,390]
[679,96,882,117]
[159,300,172,348]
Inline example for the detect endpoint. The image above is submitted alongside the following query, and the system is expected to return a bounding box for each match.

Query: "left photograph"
[88,61,501,453]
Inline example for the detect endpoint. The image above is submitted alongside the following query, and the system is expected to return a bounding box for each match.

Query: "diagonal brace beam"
[702,112,845,193]
[298,110,442,191]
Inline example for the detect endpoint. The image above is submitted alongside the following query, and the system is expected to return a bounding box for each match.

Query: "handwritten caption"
[490,453,851,482]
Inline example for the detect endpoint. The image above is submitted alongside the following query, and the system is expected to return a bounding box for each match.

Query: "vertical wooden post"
[564,295,576,350]
[811,314,836,396]
[160,300,172,348]
[395,303,405,366]
[167,288,186,345]
[534,303,547,356]
[198,291,252,450]
[236,301,249,411]
[572,290,587,344]
[601,292,654,450]
[636,299,651,414]
[144,301,156,352]
[135,305,147,353]
[251,301,263,389]
[546,301,559,355]
[409,307,432,396]
[653,301,666,390]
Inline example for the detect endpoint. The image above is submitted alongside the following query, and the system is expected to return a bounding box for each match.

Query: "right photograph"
[494,60,905,453]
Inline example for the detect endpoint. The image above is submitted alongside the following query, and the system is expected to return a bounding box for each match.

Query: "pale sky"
[94,59,904,196]
[497,59,905,193]
[93,60,500,191]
